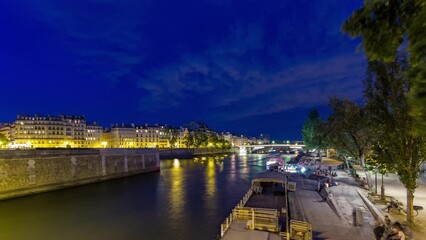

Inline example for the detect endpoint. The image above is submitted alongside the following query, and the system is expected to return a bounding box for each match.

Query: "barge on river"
[220,171,312,240]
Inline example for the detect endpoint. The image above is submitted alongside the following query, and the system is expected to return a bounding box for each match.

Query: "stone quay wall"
[0,149,160,200]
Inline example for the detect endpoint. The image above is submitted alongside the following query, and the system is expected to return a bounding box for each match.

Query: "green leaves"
[342,0,406,61]
[364,58,426,223]
[302,108,323,151]
[325,98,372,166]
[343,0,426,133]
[0,133,9,148]
[343,1,426,222]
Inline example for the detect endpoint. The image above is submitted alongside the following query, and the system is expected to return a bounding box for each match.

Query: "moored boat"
[220,171,312,240]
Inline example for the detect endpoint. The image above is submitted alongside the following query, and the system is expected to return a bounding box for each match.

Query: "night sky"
[0,0,366,140]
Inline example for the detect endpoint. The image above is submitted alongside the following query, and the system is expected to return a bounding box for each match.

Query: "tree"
[342,0,426,132]
[207,133,220,150]
[165,127,180,155]
[222,140,231,150]
[302,109,325,161]
[183,131,194,150]
[365,149,393,200]
[0,133,9,148]
[167,128,179,149]
[325,98,373,167]
[216,136,231,151]
[364,58,426,224]
[193,131,208,148]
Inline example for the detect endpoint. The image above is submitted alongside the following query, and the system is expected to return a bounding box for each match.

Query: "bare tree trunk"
[364,171,372,191]
[343,156,350,170]
[359,155,365,168]
[406,188,414,224]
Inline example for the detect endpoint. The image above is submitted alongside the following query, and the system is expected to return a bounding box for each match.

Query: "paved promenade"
[290,159,376,240]
[298,157,426,240]
[351,164,426,239]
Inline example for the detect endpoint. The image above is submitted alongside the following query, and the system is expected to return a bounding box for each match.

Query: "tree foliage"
[325,98,373,167]
[182,131,231,151]
[364,58,426,224]
[302,109,320,149]
[342,0,426,132]
[166,127,179,149]
[302,109,326,160]
[193,131,208,148]
[0,133,9,148]
[183,131,194,149]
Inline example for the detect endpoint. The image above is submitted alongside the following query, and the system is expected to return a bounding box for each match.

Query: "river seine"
[0,154,292,240]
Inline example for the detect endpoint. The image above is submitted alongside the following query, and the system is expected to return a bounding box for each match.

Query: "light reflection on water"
[0,154,292,240]
[169,158,184,223]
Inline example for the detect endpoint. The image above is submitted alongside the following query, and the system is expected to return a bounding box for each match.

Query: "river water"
[0,154,292,240]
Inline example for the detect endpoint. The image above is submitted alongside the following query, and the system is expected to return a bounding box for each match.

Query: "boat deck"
[220,171,290,239]
[245,187,286,210]
[221,222,282,240]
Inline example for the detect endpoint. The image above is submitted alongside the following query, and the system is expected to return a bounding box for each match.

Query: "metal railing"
[220,188,253,237]
[232,207,279,232]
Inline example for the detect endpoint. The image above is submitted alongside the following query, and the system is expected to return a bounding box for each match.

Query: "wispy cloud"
[20,0,366,124]
[137,20,366,121]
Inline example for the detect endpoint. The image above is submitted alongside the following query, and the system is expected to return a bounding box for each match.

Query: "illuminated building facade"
[221,132,250,147]
[135,124,168,148]
[86,122,103,148]
[110,123,136,148]
[13,114,87,148]
[4,114,260,149]
[64,115,87,148]
[101,129,110,148]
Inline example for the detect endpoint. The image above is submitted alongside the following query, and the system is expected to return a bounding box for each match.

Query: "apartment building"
[13,114,87,148]
[86,122,103,148]
[135,124,169,148]
[110,123,136,148]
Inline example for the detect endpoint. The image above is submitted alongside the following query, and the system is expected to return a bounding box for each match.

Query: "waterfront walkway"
[291,166,375,239]
[298,157,426,239]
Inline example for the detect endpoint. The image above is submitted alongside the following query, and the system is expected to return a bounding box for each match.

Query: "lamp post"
[375,169,378,195]
[381,172,385,200]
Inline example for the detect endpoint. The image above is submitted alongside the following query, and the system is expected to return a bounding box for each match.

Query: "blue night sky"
[0,0,366,140]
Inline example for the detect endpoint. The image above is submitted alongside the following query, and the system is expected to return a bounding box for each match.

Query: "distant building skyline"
[0,110,310,141]
[0,114,278,149]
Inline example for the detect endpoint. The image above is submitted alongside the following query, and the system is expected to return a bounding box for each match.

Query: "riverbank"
[0,149,160,200]
[305,157,426,239]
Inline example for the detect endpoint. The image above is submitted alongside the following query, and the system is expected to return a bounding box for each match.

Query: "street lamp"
[381,172,385,201]
[375,166,378,195]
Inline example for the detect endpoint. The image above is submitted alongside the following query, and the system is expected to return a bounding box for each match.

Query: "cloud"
[20,0,366,123]
[137,20,366,121]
